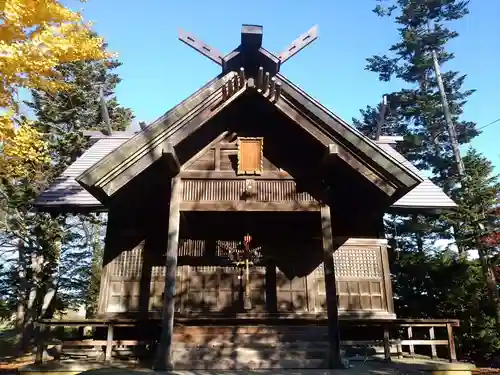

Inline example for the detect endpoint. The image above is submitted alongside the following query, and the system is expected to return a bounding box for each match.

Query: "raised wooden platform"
[32,317,459,369]
[18,358,476,375]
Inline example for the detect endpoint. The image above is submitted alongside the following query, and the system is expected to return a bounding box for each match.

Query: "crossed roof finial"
[178,24,318,76]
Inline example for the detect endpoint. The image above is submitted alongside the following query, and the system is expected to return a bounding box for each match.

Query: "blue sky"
[70,0,500,170]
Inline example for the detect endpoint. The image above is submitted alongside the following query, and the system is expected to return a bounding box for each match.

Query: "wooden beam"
[153,177,182,371]
[162,142,180,174]
[181,131,229,171]
[269,77,276,98]
[179,170,294,180]
[376,136,404,144]
[94,74,244,198]
[276,74,422,189]
[241,24,263,49]
[278,25,319,64]
[263,72,270,93]
[77,72,236,193]
[239,67,245,85]
[180,201,321,212]
[257,66,264,91]
[320,205,343,369]
[323,143,339,164]
[178,28,223,65]
[274,81,282,102]
[273,96,398,196]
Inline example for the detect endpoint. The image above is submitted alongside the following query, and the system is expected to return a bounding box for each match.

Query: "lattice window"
[109,245,143,277]
[333,246,381,278]
[311,244,386,312]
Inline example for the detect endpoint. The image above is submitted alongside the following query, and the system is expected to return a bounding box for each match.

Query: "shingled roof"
[34,133,455,213]
[35,136,129,211]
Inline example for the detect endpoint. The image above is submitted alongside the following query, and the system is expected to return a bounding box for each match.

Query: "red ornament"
[243,234,252,246]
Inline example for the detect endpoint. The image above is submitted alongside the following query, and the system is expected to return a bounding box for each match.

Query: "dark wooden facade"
[71,25,428,369]
[97,133,395,320]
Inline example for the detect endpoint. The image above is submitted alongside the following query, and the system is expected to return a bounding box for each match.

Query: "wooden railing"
[33,317,459,365]
[340,318,459,362]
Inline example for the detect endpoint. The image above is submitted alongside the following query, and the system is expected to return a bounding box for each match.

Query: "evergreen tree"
[0,52,133,349]
[354,0,500,361]
[28,58,133,175]
[25,56,134,316]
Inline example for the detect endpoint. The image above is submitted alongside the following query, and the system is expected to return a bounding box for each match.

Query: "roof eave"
[387,204,457,215]
[76,71,239,199]
[275,74,423,191]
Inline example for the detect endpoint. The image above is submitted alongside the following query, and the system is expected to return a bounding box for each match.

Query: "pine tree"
[0,53,133,349]
[28,58,133,175]
[354,0,500,360]
[26,56,134,316]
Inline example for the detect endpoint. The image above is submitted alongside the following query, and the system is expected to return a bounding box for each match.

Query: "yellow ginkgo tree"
[0,0,110,178]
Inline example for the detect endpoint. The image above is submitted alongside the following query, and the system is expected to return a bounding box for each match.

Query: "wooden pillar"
[153,177,182,371]
[429,326,437,359]
[320,205,343,368]
[34,323,45,365]
[104,324,114,363]
[446,323,457,363]
[383,324,391,361]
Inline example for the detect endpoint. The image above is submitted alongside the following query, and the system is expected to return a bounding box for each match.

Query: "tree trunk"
[478,248,500,332]
[412,215,424,253]
[16,240,26,329]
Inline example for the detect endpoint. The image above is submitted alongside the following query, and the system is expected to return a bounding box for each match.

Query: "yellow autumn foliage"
[0,0,110,177]
[0,117,50,179]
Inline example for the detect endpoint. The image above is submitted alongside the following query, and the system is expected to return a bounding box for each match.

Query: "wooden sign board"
[237,137,264,175]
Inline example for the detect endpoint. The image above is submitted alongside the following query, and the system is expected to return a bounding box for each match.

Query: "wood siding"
[100,238,393,318]
[182,179,315,202]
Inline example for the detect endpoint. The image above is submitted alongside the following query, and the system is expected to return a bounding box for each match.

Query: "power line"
[478,117,500,131]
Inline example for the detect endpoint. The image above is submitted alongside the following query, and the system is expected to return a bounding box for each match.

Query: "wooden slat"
[179,201,321,212]
[179,170,293,179]
[36,317,460,326]
[383,325,391,361]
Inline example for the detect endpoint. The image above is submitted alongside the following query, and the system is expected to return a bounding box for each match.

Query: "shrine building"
[35,25,458,370]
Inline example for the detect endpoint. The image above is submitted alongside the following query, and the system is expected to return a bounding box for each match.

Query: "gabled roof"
[74,71,423,205]
[35,23,455,214]
[378,143,456,211]
[34,133,455,213]
[35,136,129,211]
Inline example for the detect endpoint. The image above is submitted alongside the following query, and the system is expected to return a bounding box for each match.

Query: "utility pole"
[375,94,388,141]
[99,85,112,136]
[431,49,465,177]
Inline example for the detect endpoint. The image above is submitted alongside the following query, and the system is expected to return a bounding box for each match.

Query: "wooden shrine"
[34,24,459,370]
